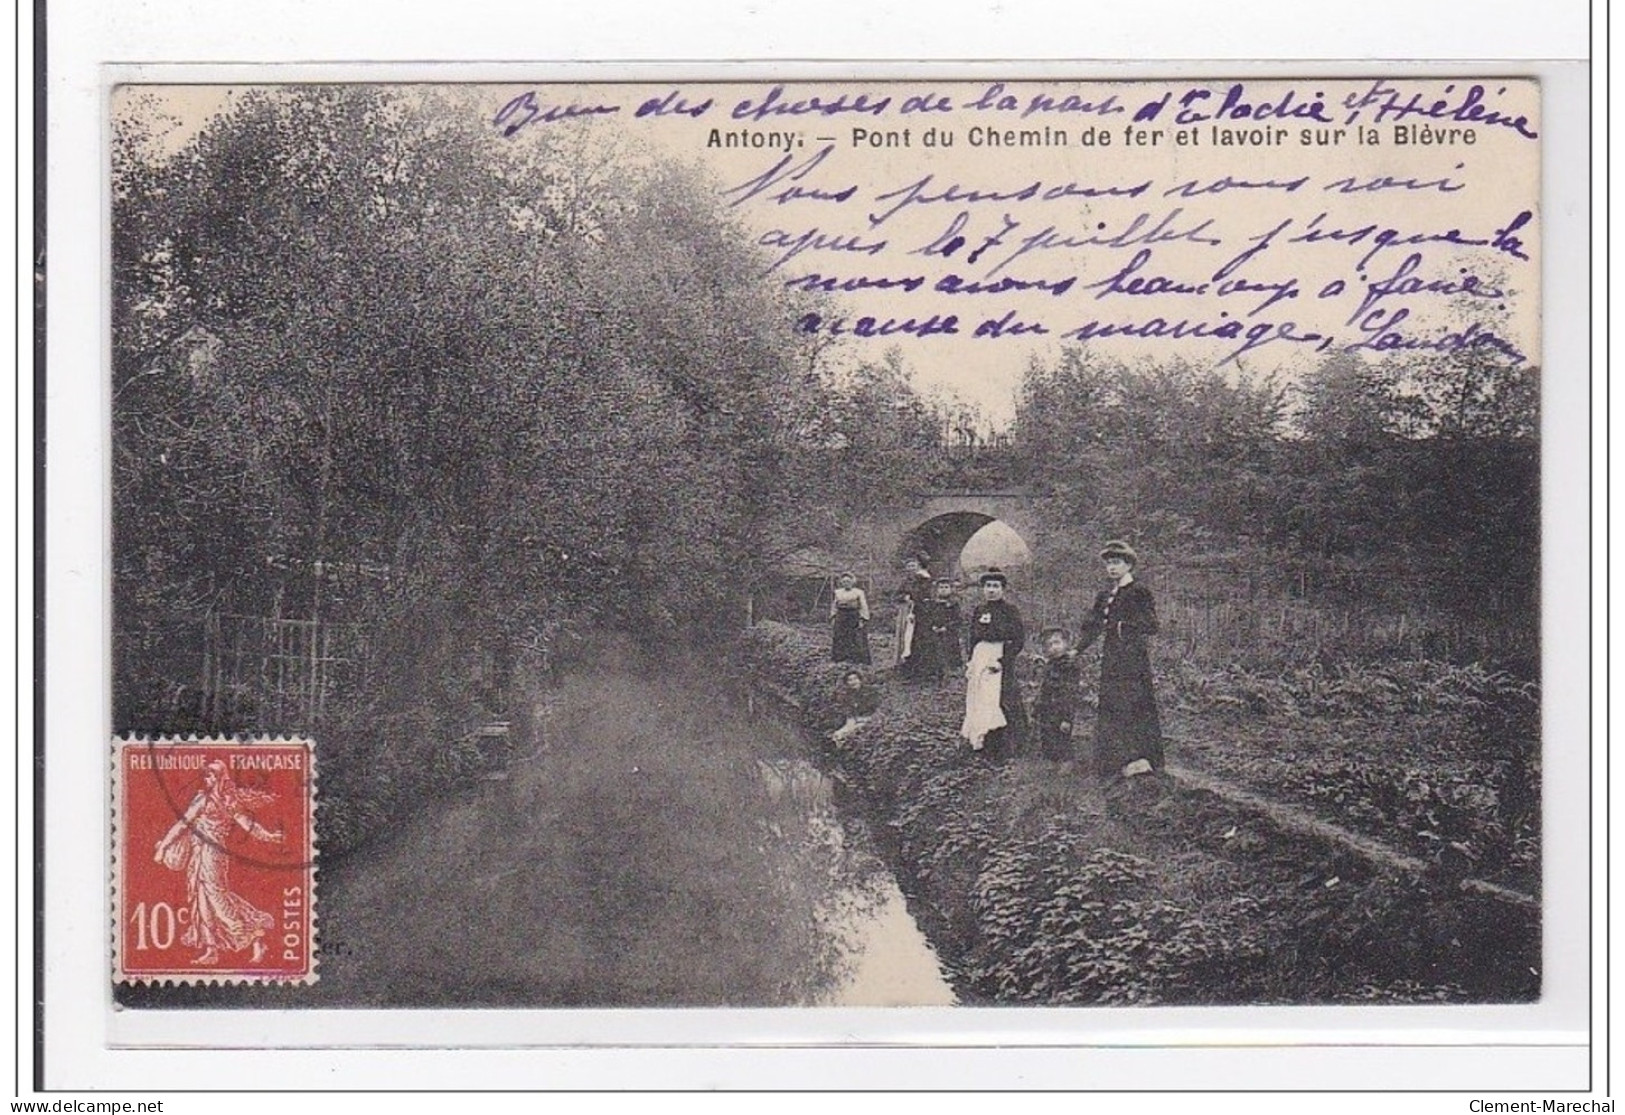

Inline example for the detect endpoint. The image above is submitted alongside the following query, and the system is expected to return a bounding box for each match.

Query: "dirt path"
[1165,762,1539,911]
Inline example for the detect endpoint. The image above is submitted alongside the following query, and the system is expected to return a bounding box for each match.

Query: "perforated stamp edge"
[111,734,320,987]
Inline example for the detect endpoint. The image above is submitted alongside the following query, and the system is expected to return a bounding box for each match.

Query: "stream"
[755,753,956,1006]
[263,668,955,1007]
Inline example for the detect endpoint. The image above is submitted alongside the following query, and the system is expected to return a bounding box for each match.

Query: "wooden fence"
[199,608,367,731]
[1018,564,1532,668]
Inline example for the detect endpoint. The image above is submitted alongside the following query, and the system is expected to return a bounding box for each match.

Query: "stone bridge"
[851,489,1047,581]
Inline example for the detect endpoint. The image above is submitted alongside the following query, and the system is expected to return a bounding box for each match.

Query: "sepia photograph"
[109,77,1544,1011]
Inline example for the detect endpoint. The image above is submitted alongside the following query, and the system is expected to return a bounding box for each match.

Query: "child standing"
[1032,626,1081,762]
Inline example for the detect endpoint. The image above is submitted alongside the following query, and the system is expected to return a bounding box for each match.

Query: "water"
[116,667,956,1009]
[819,868,958,1006]
[755,756,955,1006]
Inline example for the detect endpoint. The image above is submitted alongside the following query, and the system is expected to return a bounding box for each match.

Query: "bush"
[969,837,1265,1005]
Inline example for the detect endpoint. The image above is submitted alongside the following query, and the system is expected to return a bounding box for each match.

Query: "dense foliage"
[1012,346,1540,664]
[1167,656,1540,891]
[117,89,815,701]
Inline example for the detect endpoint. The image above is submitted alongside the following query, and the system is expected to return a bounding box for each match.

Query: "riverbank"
[735,621,1540,1005]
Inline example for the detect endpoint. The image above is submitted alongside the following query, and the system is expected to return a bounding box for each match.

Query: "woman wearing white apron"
[961,568,1027,759]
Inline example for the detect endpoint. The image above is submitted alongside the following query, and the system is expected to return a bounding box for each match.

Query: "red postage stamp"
[113,737,317,984]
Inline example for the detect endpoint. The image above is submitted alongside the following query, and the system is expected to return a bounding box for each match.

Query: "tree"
[1277,348,1539,621]
[1014,347,1284,552]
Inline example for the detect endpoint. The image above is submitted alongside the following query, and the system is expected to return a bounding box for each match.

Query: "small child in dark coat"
[1032,627,1081,762]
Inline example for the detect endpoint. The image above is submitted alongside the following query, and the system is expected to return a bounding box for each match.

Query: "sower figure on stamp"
[1077,541,1164,795]
[1032,626,1082,762]
[154,759,284,966]
[960,567,1027,760]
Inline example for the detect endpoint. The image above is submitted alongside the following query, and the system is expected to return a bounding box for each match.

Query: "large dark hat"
[978,567,1008,587]
[1099,540,1139,565]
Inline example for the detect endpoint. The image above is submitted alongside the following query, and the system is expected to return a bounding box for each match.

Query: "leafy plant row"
[1167,657,1539,720]
[1166,655,1540,888]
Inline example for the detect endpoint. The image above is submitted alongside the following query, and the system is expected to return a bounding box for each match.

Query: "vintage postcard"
[110,77,1545,1011]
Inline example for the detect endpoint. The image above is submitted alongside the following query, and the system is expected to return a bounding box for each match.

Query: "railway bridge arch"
[858,489,1049,583]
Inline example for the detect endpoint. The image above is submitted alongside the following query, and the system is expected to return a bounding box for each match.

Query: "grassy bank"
[736,621,1539,1005]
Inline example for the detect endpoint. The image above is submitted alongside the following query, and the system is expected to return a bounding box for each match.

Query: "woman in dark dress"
[962,568,1027,760]
[829,571,872,664]
[893,555,934,679]
[911,576,963,683]
[1077,541,1163,781]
